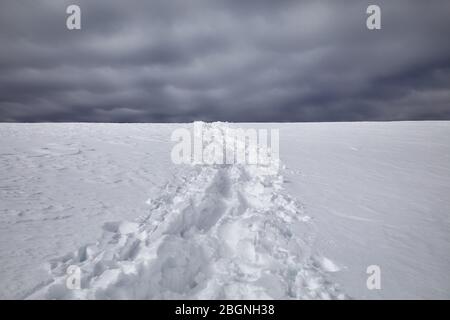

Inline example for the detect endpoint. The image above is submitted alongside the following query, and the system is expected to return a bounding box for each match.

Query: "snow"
[0,122,449,299]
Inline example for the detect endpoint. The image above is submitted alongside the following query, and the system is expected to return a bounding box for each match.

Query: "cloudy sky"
[1,0,449,122]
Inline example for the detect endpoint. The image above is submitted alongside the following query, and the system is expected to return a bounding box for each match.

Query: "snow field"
[1,121,449,299]
[27,122,346,299]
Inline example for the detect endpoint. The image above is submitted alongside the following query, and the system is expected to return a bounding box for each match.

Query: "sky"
[1,0,449,122]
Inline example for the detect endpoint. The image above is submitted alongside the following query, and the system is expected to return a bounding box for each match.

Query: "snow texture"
[25,122,345,299]
[1,122,449,299]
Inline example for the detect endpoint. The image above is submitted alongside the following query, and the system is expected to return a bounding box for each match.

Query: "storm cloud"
[1,0,449,122]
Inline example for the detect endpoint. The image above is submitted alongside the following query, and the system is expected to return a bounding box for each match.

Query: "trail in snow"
[27,122,346,299]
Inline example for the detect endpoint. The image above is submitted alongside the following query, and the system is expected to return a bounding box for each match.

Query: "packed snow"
[0,122,449,299]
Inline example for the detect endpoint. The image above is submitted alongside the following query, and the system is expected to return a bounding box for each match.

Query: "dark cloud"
[1,0,449,122]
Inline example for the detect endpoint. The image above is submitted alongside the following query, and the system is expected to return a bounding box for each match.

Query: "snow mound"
[27,122,346,299]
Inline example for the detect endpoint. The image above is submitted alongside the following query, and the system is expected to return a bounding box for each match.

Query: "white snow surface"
[0,122,449,299]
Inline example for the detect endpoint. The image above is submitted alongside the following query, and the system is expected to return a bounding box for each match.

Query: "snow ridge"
[27,122,346,299]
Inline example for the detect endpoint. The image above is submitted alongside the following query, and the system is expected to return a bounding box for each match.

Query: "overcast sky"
[1,0,449,122]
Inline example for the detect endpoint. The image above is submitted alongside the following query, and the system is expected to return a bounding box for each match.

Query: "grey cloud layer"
[1,0,449,122]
